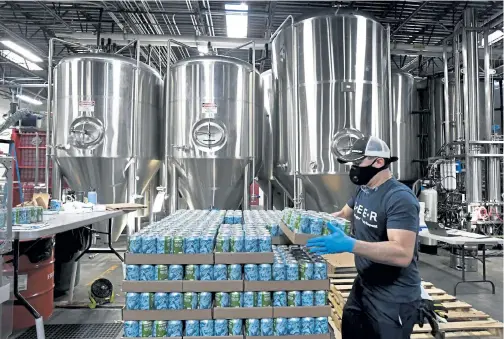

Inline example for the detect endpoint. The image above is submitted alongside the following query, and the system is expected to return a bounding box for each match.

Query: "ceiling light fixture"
[16,94,42,106]
[0,50,43,71]
[1,40,42,63]
[488,29,504,46]
[225,3,248,38]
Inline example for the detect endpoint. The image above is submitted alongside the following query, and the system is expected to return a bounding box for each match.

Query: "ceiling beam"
[392,1,430,35]
[37,1,75,32]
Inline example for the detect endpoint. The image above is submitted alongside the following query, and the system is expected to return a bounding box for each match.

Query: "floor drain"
[16,323,122,339]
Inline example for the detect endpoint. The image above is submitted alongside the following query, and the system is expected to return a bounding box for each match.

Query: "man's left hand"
[306,223,356,255]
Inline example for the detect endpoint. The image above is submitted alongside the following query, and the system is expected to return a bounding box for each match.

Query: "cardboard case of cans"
[122,210,330,338]
[281,209,350,236]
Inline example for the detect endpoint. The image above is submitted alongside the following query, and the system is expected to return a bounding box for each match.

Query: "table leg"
[108,219,124,262]
[13,239,45,339]
[83,220,124,262]
[453,244,496,295]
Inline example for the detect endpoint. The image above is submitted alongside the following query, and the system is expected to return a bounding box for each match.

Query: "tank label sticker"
[78,100,95,112]
[202,102,217,115]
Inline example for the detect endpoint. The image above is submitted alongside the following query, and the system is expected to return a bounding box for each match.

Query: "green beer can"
[139,320,153,337]
[172,236,184,254]
[230,292,242,308]
[153,320,167,337]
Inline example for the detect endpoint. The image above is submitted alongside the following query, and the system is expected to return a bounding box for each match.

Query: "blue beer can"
[314,317,329,334]
[272,262,286,281]
[198,292,212,309]
[141,235,156,254]
[184,236,200,254]
[123,321,139,337]
[260,319,273,336]
[156,235,166,254]
[271,224,279,236]
[300,214,311,233]
[200,235,214,254]
[228,319,243,335]
[244,235,258,252]
[273,291,287,307]
[258,264,272,281]
[310,217,324,235]
[126,292,140,310]
[301,291,314,306]
[302,317,315,335]
[200,264,214,281]
[274,318,288,336]
[214,264,227,281]
[185,320,200,336]
[168,292,182,310]
[299,261,314,280]
[313,262,328,280]
[230,235,245,253]
[214,319,229,336]
[244,264,258,281]
[128,236,142,253]
[288,318,301,335]
[167,320,183,337]
[228,264,242,280]
[140,264,155,281]
[259,235,272,252]
[245,319,260,336]
[140,292,153,310]
[154,292,169,310]
[315,290,327,306]
[168,264,183,281]
[243,291,256,307]
[287,291,301,307]
[286,261,299,281]
[126,265,140,281]
[200,320,214,336]
[215,292,230,307]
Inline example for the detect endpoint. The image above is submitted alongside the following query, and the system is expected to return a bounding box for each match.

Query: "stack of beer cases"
[122,209,330,338]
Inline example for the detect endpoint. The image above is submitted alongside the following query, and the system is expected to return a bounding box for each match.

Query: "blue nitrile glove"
[306,222,356,254]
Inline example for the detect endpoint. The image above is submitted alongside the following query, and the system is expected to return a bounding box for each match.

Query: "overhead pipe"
[442,41,451,145]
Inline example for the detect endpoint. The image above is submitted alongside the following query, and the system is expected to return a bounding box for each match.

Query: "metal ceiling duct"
[271,10,390,212]
[167,55,263,210]
[53,54,163,240]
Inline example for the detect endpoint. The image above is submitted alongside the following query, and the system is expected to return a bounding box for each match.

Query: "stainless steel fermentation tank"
[167,55,262,210]
[53,54,163,240]
[271,10,390,212]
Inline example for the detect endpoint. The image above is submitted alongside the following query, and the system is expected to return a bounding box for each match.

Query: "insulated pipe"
[165,39,172,210]
[442,42,451,145]
[483,29,492,141]
[45,39,53,194]
[243,164,250,210]
[453,33,463,141]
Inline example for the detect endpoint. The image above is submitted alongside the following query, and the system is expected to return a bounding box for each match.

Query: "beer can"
[185,320,200,336]
[126,292,140,310]
[245,319,260,336]
[301,291,314,306]
[184,264,200,281]
[287,291,301,307]
[230,291,242,308]
[244,264,258,281]
[274,318,288,336]
[128,235,142,253]
[228,319,243,335]
[154,292,169,310]
[313,262,328,280]
[167,320,183,337]
[200,264,214,281]
[258,264,272,281]
[183,292,198,309]
[141,235,156,254]
[230,235,245,252]
[286,261,299,281]
[271,224,279,236]
[215,292,230,307]
[214,319,229,336]
[314,317,329,334]
[200,235,214,254]
[184,235,200,254]
[123,320,139,337]
[168,292,182,310]
[300,214,311,233]
[315,290,327,306]
[139,292,153,310]
[272,262,286,281]
[198,292,212,309]
[310,217,324,235]
[257,291,271,307]
[244,235,258,252]
[156,235,166,254]
[153,320,167,337]
[154,265,168,281]
[168,264,183,281]
[139,320,153,337]
[258,235,272,253]
[299,261,314,280]
[126,265,140,281]
[172,236,184,254]
[140,264,155,281]
[215,235,230,252]
[211,264,225,281]
[301,317,315,335]
[227,264,242,280]
[243,291,256,307]
[260,319,273,336]
[287,318,301,335]
[273,291,287,307]
[200,320,214,336]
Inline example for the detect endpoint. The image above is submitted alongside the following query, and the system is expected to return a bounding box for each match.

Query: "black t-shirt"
[347,177,421,303]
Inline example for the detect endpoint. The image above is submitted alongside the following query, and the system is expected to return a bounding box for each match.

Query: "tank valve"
[173,145,191,152]
[276,163,288,170]
[55,144,70,150]
[309,161,318,171]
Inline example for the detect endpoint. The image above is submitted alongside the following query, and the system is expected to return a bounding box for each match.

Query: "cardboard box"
[213,307,273,319]
[183,280,243,292]
[271,234,290,245]
[122,281,183,292]
[214,253,274,264]
[273,306,331,318]
[122,309,212,321]
[279,222,317,245]
[244,280,330,292]
[125,253,214,265]
[246,335,330,339]
[186,336,243,339]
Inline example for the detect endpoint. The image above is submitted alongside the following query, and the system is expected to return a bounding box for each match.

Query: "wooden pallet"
[328,271,503,339]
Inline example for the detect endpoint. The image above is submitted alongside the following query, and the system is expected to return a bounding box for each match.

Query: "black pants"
[341,276,420,339]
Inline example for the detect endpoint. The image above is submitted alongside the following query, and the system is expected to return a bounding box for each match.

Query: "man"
[307,136,421,339]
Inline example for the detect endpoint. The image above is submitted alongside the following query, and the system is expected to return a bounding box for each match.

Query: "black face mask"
[349,159,387,186]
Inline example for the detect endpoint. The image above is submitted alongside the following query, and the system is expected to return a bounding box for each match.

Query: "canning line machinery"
[42,8,502,237]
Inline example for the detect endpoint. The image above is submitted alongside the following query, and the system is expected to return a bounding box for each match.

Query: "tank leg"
[243,163,250,210]
[67,260,78,304]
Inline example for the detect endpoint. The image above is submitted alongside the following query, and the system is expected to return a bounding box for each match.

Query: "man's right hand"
[332,211,344,218]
